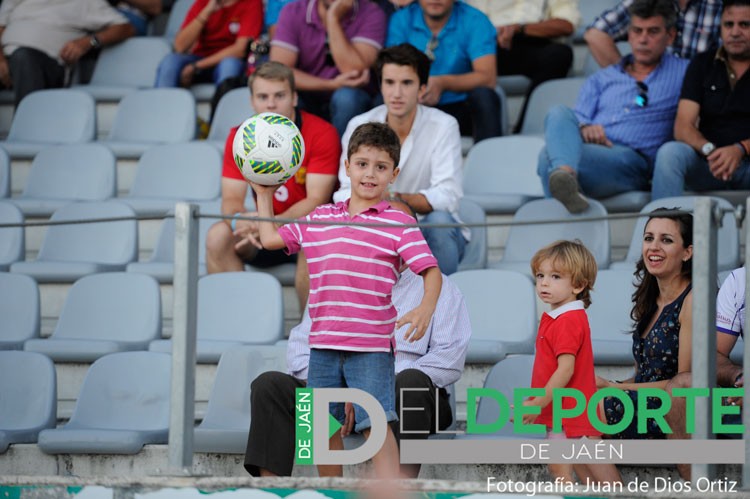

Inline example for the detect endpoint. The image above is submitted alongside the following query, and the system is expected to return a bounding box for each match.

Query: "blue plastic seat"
[462,136,545,214]
[207,87,253,150]
[490,198,611,273]
[10,201,138,282]
[37,352,171,454]
[124,142,221,216]
[574,0,620,42]
[0,351,56,452]
[519,77,585,136]
[449,269,536,363]
[0,89,96,159]
[24,273,161,362]
[149,272,284,362]
[102,88,196,159]
[164,0,192,44]
[457,198,487,271]
[0,200,24,271]
[0,147,8,197]
[0,273,39,350]
[588,269,637,365]
[12,144,116,217]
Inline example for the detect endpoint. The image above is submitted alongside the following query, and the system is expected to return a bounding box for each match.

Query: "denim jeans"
[438,87,502,143]
[154,53,245,87]
[652,141,750,200]
[329,87,374,137]
[537,105,652,198]
[421,210,466,275]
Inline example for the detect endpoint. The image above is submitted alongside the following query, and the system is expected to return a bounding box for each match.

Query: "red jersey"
[222,110,341,214]
[182,0,263,57]
[531,301,601,438]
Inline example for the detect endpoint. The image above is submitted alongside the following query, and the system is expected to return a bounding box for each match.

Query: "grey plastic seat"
[12,144,116,217]
[193,348,266,453]
[102,88,196,159]
[74,38,172,101]
[126,201,220,282]
[0,147,9,197]
[449,269,536,363]
[519,77,585,136]
[124,142,221,216]
[0,273,40,350]
[0,89,96,159]
[0,351,56,452]
[574,0,620,42]
[164,0,192,43]
[462,136,545,214]
[490,198,611,273]
[37,351,171,454]
[588,269,636,365]
[455,355,542,439]
[610,196,739,272]
[24,273,160,362]
[207,87,253,150]
[457,198,487,271]
[497,75,531,97]
[149,272,284,362]
[10,201,138,282]
[0,200,24,271]
[582,41,632,76]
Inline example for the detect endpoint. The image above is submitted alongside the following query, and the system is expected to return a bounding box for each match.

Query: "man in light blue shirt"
[386,0,502,142]
[537,0,689,213]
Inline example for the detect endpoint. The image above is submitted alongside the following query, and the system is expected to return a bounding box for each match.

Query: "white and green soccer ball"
[232,112,305,186]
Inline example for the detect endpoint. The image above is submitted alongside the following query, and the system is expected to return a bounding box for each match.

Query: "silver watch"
[701,142,716,157]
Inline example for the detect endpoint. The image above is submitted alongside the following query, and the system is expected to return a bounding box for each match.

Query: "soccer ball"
[232,112,305,186]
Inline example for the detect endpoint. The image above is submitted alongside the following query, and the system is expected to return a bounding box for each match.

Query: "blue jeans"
[422,210,466,275]
[307,348,398,433]
[537,105,652,198]
[329,87,374,137]
[652,141,750,200]
[154,53,245,87]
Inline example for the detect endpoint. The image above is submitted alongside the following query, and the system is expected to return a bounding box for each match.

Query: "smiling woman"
[596,208,694,440]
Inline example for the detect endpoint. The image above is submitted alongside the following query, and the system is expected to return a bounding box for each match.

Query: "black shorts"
[245,248,296,268]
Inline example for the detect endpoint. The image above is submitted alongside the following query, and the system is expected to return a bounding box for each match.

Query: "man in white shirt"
[244,264,472,478]
[333,43,467,275]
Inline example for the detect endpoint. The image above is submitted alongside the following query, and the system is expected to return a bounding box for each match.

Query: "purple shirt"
[271,0,386,80]
[278,200,439,353]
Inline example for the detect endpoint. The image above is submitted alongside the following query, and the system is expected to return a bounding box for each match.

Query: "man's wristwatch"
[701,142,716,157]
[89,35,102,50]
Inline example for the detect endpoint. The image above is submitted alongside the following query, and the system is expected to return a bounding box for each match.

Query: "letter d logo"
[313,388,387,465]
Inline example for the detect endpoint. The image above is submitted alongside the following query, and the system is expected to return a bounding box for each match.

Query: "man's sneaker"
[549,169,589,214]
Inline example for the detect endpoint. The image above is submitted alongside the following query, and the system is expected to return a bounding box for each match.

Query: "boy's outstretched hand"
[397,304,435,343]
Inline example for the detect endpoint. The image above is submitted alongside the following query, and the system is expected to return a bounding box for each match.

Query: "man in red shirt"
[205,61,340,309]
[155,0,262,87]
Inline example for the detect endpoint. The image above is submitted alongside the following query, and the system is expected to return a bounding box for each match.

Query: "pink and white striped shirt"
[278,200,438,352]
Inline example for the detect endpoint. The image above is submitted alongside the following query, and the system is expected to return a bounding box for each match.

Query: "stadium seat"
[123,142,221,216]
[193,348,266,453]
[457,198,488,271]
[102,88,196,159]
[0,89,96,159]
[0,148,8,197]
[0,273,39,350]
[519,77,585,136]
[0,200,24,271]
[37,351,171,454]
[462,135,545,214]
[149,272,284,362]
[0,351,56,452]
[74,38,172,101]
[497,75,531,97]
[126,201,220,283]
[11,144,116,217]
[582,41,632,76]
[449,269,536,363]
[610,196,739,272]
[10,201,138,282]
[24,273,161,362]
[587,269,637,365]
[207,87,253,150]
[164,0,192,44]
[455,355,542,439]
[575,0,620,42]
[490,198,611,273]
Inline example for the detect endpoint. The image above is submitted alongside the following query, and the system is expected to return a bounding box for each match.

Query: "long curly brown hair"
[631,208,693,332]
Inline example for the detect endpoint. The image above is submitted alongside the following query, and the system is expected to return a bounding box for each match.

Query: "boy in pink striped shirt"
[252,122,442,478]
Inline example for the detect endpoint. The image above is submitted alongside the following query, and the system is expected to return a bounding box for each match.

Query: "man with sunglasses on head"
[536,0,688,214]
[269,0,386,137]
[651,0,750,199]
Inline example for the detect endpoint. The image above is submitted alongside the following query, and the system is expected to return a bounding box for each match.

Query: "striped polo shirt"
[278,200,438,353]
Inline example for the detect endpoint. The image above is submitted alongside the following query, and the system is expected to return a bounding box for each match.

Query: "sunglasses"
[425,36,439,62]
[635,81,649,107]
